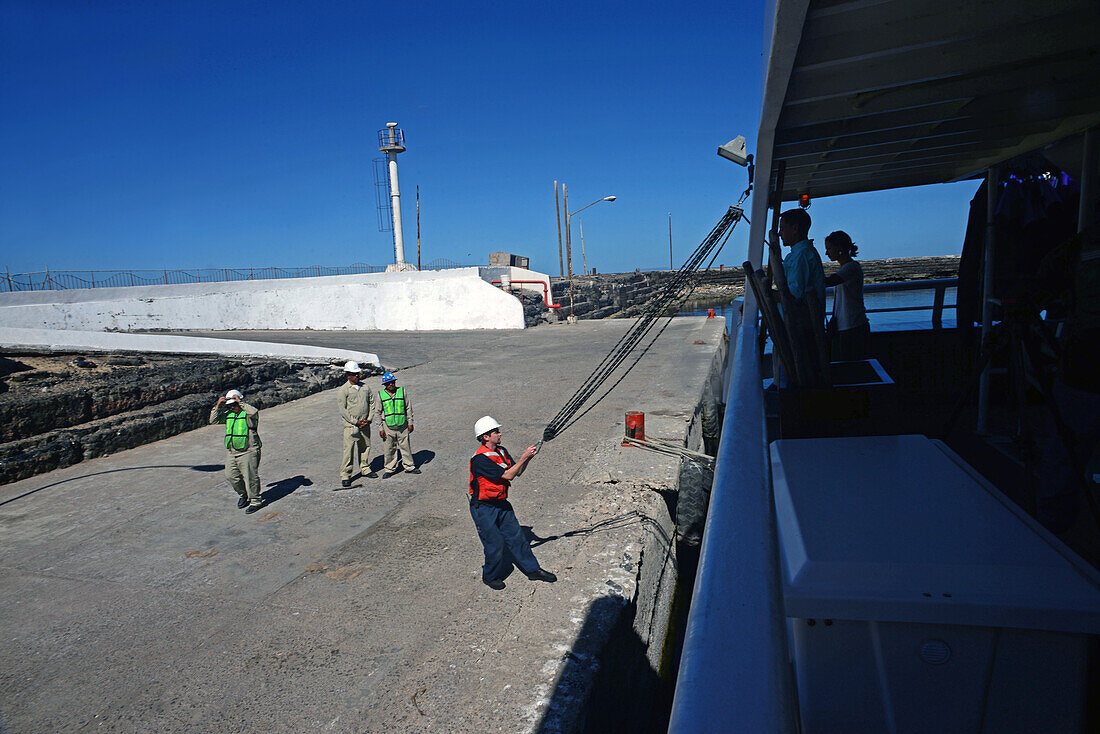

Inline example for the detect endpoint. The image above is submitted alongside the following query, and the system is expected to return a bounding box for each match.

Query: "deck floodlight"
[718,136,751,166]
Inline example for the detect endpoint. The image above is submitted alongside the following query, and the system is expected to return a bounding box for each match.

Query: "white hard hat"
[474,415,502,439]
[343,360,361,373]
[225,389,243,403]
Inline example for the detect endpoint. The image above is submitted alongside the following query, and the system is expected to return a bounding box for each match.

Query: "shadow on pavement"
[0,464,228,507]
[534,595,662,734]
[365,449,435,474]
[262,475,313,504]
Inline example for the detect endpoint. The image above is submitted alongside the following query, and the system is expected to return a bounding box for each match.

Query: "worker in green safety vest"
[376,372,418,478]
[209,389,263,513]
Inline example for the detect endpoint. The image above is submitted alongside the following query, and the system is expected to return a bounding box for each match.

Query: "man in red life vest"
[469,416,557,590]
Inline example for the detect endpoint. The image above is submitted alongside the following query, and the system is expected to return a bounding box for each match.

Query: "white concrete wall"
[0,267,530,331]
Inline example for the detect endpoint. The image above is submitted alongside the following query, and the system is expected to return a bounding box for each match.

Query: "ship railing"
[858,277,958,328]
[668,292,799,733]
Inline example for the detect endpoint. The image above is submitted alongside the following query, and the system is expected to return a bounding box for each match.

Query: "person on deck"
[773,208,827,386]
[824,230,870,361]
[376,372,419,477]
[778,208,826,307]
[210,389,263,513]
[338,360,377,488]
[468,416,557,590]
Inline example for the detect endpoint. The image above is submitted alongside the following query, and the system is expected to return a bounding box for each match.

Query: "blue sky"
[0,1,977,276]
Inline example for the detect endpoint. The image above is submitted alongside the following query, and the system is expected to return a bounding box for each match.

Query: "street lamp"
[573,196,616,276]
[563,193,615,320]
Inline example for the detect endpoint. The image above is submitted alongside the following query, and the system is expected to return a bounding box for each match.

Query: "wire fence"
[421,257,470,271]
[1,260,479,292]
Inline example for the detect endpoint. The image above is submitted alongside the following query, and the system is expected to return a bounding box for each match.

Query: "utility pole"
[580,219,587,275]
[563,184,574,320]
[668,212,673,270]
[416,185,421,270]
[555,181,564,278]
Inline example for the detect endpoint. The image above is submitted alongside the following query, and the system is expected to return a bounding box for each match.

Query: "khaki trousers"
[226,446,262,506]
[382,423,414,473]
[341,425,372,480]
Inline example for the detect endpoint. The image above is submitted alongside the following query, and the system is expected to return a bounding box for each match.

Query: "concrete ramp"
[0,267,538,332]
[0,319,725,732]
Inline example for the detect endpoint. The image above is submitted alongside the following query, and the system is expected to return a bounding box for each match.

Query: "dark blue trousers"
[469,500,540,581]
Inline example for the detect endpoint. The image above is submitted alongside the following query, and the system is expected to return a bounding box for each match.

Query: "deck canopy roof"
[765,0,1100,200]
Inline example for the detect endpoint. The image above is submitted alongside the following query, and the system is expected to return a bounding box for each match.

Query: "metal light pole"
[563,185,573,319]
[566,194,616,286]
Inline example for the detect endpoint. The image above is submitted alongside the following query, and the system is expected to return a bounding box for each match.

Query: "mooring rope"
[622,436,715,467]
[541,202,746,445]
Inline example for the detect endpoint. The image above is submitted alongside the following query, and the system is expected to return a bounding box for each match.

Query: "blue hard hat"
[381,372,396,383]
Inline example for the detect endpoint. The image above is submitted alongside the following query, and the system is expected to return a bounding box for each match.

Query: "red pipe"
[491,279,562,308]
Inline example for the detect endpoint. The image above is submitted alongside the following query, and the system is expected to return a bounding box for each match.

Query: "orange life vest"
[469,443,512,501]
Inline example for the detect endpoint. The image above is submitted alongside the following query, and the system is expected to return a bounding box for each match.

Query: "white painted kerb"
[0,327,381,366]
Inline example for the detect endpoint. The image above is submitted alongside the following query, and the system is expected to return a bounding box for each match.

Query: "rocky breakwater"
[855,255,960,284]
[0,353,360,485]
[549,271,671,320]
[550,256,960,319]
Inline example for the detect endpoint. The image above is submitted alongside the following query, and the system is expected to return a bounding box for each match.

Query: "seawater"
[678,287,958,333]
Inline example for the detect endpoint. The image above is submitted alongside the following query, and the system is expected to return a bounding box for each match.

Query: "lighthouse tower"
[378,122,416,271]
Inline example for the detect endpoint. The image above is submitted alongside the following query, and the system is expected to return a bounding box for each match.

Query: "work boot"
[340,479,351,488]
[365,471,378,479]
[526,569,557,583]
[406,467,421,474]
[244,503,264,514]
[382,471,398,479]
[237,497,248,509]
[482,576,505,590]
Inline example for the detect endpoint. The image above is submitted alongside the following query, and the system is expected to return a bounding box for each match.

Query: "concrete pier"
[0,318,725,733]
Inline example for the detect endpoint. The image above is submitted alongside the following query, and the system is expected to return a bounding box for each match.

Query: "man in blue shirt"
[772,208,826,387]
[778,208,825,306]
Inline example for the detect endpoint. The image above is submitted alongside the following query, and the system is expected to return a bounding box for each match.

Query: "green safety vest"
[379,387,407,427]
[225,411,249,450]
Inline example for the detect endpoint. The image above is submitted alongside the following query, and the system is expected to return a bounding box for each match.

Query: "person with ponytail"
[824,230,870,361]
